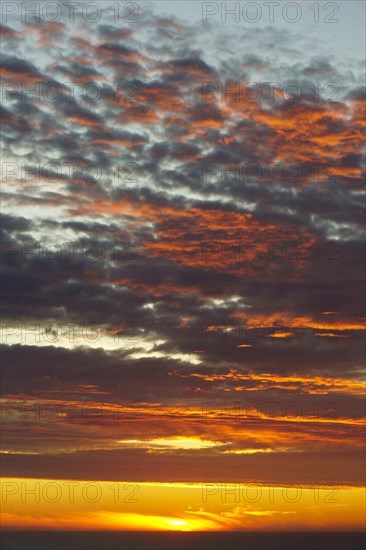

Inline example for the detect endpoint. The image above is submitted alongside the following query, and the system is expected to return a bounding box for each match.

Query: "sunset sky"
[0,0,365,532]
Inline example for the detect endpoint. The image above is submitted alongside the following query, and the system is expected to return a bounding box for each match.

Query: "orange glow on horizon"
[1,478,365,532]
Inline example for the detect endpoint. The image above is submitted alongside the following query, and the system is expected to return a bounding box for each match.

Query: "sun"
[97,512,220,531]
[163,519,191,530]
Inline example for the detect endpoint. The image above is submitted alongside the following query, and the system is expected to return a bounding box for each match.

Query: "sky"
[0,0,365,532]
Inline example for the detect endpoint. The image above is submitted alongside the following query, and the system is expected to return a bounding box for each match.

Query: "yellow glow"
[221,448,276,454]
[268,332,294,338]
[98,513,219,531]
[117,437,224,450]
[166,519,188,527]
[1,478,365,531]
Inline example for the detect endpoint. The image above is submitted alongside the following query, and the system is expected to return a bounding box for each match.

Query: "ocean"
[1,531,365,550]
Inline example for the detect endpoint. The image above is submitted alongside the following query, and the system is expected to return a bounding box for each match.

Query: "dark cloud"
[0,5,364,493]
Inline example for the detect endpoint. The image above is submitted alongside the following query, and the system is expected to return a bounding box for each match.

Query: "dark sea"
[1,532,365,550]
